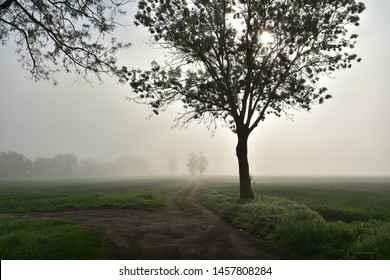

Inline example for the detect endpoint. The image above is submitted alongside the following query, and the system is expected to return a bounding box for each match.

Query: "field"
[0,178,182,259]
[199,177,390,259]
[1,177,390,259]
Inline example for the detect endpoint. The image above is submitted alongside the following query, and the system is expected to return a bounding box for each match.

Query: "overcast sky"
[0,1,389,176]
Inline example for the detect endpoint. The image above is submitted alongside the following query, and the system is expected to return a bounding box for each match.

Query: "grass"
[174,187,202,215]
[254,179,390,222]
[0,178,184,259]
[198,178,390,259]
[2,177,390,259]
[0,178,182,213]
[0,215,105,259]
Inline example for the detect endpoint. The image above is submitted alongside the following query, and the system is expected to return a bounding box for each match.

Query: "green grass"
[254,179,390,222]
[0,178,184,259]
[0,179,182,213]
[198,178,390,259]
[174,187,202,215]
[0,215,105,259]
[3,177,390,259]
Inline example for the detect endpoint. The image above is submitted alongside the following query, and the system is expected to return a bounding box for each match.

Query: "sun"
[259,31,275,45]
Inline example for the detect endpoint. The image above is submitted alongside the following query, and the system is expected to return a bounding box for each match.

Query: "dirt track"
[21,183,290,259]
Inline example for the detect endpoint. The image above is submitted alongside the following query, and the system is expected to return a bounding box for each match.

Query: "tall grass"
[199,180,390,259]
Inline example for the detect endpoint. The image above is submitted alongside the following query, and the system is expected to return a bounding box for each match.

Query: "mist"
[1,1,390,178]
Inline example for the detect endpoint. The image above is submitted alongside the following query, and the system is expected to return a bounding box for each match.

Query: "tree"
[31,157,52,177]
[186,152,208,177]
[77,158,103,178]
[0,0,130,83]
[50,153,78,177]
[119,0,366,199]
[0,151,31,178]
[197,152,208,176]
[187,152,198,177]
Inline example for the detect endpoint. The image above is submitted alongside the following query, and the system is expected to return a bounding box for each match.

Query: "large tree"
[119,0,365,199]
[0,0,130,83]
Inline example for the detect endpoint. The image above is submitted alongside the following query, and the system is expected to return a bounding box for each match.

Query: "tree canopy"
[0,151,31,178]
[0,0,131,83]
[119,0,365,198]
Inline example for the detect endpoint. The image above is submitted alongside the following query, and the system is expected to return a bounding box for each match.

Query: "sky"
[0,1,389,177]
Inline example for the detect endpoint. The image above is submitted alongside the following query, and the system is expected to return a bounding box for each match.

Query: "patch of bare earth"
[19,183,290,260]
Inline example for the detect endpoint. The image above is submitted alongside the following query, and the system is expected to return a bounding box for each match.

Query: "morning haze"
[0,1,389,178]
[3,0,390,263]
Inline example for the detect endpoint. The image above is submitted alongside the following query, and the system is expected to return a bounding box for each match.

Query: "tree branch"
[0,0,14,11]
[0,17,38,74]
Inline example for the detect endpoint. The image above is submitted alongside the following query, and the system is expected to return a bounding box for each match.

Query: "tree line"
[0,150,209,179]
[0,151,152,179]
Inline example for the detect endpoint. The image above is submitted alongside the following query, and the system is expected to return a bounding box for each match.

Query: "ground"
[18,183,290,260]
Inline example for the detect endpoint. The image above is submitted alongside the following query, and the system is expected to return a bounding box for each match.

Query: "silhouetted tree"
[120,0,365,199]
[0,0,130,83]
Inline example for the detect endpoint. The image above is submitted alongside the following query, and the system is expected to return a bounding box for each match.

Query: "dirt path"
[20,183,290,259]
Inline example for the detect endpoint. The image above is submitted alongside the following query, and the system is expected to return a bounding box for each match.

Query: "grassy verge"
[0,215,105,259]
[198,180,390,259]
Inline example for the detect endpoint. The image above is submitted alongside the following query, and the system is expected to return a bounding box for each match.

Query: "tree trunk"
[236,132,255,200]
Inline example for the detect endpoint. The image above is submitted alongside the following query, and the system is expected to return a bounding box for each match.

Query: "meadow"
[1,177,390,259]
[198,177,390,259]
[0,178,183,259]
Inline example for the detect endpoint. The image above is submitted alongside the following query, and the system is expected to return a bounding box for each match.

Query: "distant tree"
[186,152,208,177]
[31,157,52,177]
[197,153,208,176]
[120,0,366,199]
[168,156,178,173]
[78,158,102,178]
[50,153,78,177]
[0,0,130,83]
[187,152,198,177]
[0,151,31,178]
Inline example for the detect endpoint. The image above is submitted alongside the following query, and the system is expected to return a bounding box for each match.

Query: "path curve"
[19,183,290,259]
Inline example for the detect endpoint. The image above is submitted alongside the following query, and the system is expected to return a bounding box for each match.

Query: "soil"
[18,183,290,260]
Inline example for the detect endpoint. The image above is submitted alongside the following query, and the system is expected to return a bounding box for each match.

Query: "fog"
[1,1,389,178]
